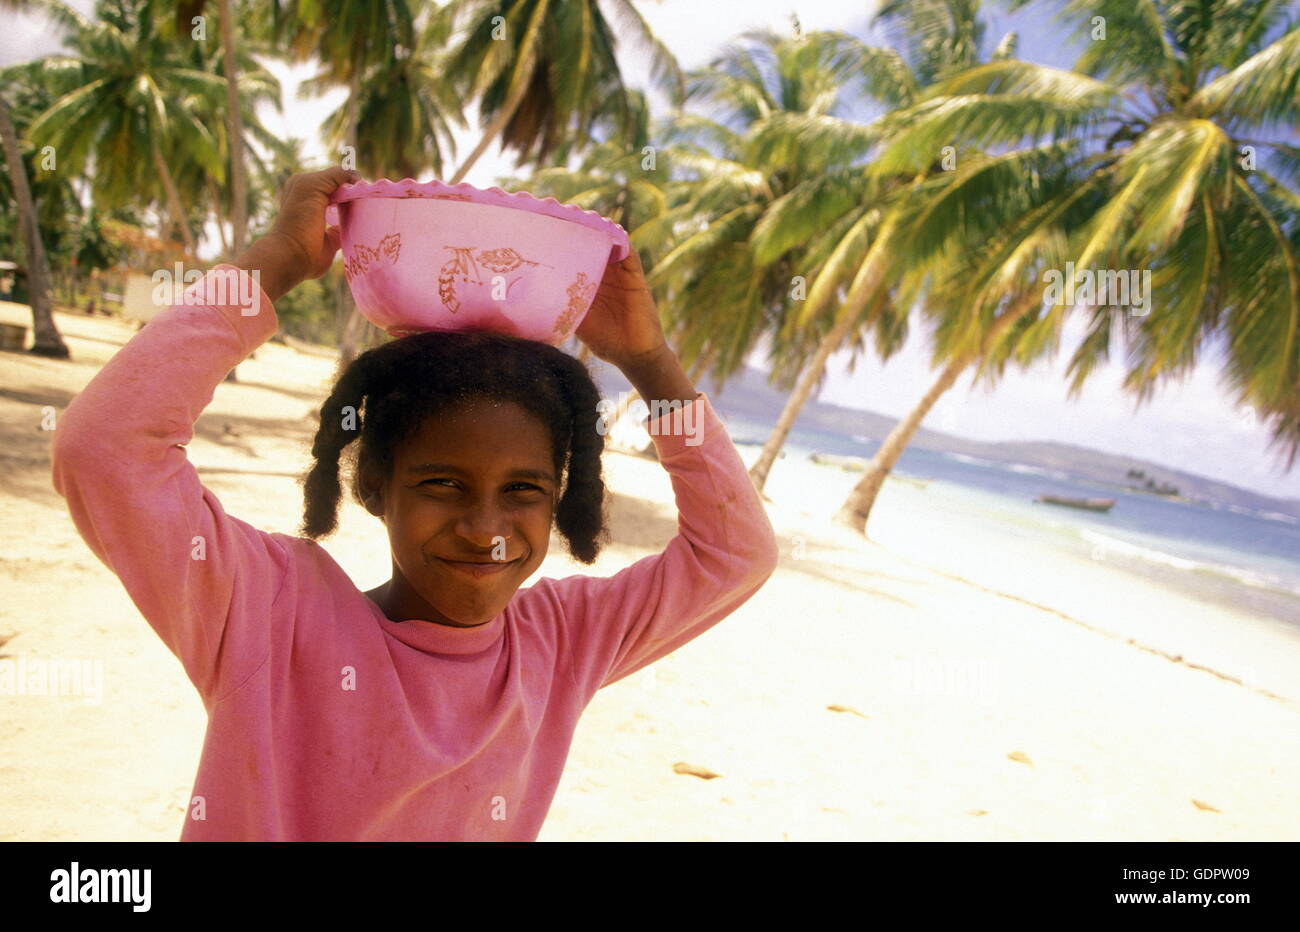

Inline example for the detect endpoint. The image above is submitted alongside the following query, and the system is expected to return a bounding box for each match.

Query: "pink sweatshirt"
[50,265,780,841]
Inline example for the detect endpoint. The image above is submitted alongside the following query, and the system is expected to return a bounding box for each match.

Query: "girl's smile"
[436,554,523,578]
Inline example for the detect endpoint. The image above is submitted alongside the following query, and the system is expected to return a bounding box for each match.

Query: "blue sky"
[4,0,1298,501]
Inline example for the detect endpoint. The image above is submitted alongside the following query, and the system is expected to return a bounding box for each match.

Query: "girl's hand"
[232,167,359,302]
[266,167,361,281]
[574,247,668,368]
[577,247,698,405]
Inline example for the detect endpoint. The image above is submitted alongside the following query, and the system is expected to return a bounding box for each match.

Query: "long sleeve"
[50,264,289,705]
[540,392,780,694]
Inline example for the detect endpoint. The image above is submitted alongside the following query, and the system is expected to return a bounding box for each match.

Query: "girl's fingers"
[318,166,361,193]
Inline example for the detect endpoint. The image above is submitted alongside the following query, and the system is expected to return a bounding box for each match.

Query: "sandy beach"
[2,302,1297,841]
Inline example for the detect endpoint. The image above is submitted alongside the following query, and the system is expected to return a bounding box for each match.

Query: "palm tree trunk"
[209,176,238,382]
[749,311,856,494]
[833,291,1042,535]
[831,354,967,535]
[337,289,370,367]
[152,145,197,259]
[219,0,252,388]
[337,68,375,368]
[0,94,67,358]
[219,0,248,257]
[209,179,230,255]
[448,70,534,185]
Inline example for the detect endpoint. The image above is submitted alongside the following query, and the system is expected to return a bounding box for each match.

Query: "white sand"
[2,302,1297,841]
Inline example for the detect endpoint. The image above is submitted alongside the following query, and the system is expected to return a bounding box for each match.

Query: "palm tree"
[18,0,278,375]
[502,88,678,375]
[217,0,247,257]
[257,0,435,366]
[820,69,1106,529]
[442,0,684,184]
[705,0,1102,507]
[832,0,1300,532]
[744,0,1071,495]
[510,90,661,229]
[0,91,68,357]
[259,0,417,152]
[0,0,84,360]
[638,22,939,493]
[159,3,282,380]
[634,27,889,418]
[162,0,263,259]
[21,0,232,260]
[301,5,463,181]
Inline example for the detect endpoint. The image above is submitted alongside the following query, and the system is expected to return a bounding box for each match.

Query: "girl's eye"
[420,480,542,494]
[506,483,548,499]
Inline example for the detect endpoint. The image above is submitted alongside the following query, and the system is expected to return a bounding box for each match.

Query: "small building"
[0,260,27,304]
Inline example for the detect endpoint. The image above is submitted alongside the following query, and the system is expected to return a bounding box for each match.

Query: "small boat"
[811,452,870,470]
[1035,494,1116,513]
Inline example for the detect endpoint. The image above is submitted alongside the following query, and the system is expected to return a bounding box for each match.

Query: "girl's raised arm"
[526,250,781,696]
[539,386,780,696]
[51,168,356,704]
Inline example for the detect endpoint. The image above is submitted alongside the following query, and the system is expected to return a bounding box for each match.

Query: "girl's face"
[361,398,559,627]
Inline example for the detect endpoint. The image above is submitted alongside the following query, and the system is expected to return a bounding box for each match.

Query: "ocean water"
[720,412,1300,629]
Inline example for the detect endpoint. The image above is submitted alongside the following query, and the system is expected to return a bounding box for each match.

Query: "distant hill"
[593,361,1300,521]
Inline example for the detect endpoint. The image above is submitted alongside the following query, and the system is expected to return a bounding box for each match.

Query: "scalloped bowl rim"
[329,177,631,263]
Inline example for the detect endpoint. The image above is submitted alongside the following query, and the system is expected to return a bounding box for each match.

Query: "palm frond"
[1190,26,1300,127]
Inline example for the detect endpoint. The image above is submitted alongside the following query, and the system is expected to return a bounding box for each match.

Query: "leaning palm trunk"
[337,301,385,364]
[209,173,241,381]
[151,146,197,259]
[219,0,247,385]
[220,0,247,257]
[208,180,231,255]
[336,69,389,367]
[0,94,67,358]
[831,353,967,535]
[833,292,1041,535]
[749,311,856,494]
[448,70,534,185]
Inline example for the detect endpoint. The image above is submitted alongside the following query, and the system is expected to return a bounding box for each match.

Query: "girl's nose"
[455,501,513,549]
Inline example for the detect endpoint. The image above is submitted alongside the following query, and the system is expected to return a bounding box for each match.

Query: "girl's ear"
[358,464,386,519]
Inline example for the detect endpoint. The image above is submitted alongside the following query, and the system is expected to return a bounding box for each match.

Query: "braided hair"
[299,330,610,564]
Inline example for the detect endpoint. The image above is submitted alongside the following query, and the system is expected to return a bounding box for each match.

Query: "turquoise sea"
[721,413,1300,630]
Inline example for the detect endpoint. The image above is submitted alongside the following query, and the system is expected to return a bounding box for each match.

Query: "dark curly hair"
[298,329,610,563]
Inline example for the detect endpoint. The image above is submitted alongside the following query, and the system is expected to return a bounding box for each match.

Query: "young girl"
[51,167,780,841]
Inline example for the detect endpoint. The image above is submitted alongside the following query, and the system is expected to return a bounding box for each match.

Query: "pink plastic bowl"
[326,178,631,345]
